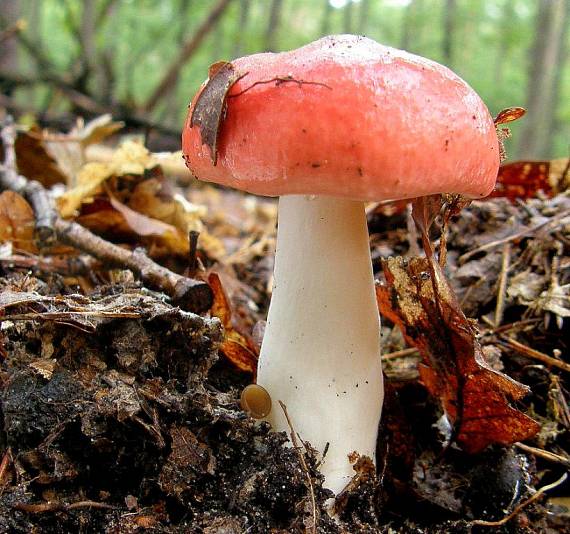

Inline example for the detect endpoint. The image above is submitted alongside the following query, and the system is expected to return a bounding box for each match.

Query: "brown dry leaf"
[376,256,540,452]
[208,272,258,374]
[57,140,223,258]
[127,178,224,258]
[15,115,123,188]
[190,61,247,165]
[15,128,68,187]
[493,107,526,125]
[57,140,154,217]
[168,426,216,475]
[0,191,37,253]
[108,194,190,254]
[493,161,553,201]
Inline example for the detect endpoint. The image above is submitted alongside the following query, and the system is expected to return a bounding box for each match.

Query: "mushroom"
[182,35,499,495]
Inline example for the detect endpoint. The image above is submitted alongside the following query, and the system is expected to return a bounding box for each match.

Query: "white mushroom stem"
[257,194,384,495]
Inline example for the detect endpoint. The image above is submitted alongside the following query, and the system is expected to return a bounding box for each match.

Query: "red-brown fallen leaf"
[0,191,37,253]
[14,128,68,187]
[376,257,539,452]
[493,161,552,201]
[208,272,258,374]
[492,159,569,201]
[376,196,540,452]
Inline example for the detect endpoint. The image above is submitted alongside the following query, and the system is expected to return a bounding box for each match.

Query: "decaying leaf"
[376,196,540,452]
[208,272,258,374]
[377,256,540,452]
[494,161,553,200]
[493,107,526,125]
[190,61,247,165]
[15,115,123,187]
[15,128,68,187]
[0,191,37,253]
[493,158,570,201]
[493,107,526,162]
[57,140,156,217]
[54,140,223,258]
[168,426,216,475]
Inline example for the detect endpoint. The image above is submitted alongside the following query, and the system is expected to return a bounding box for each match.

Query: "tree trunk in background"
[142,0,232,113]
[164,0,192,123]
[321,0,332,36]
[79,0,97,96]
[0,0,19,96]
[343,0,353,34]
[548,1,569,156]
[442,0,456,67]
[518,0,569,159]
[493,0,515,88]
[233,0,250,58]
[357,0,370,35]
[264,0,283,52]
[400,0,421,52]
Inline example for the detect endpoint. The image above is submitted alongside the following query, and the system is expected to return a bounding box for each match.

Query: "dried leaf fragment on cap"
[190,61,247,165]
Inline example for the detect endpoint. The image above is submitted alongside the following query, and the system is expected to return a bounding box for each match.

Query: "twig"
[500,335,570,373]
[142,0,233,113]
[187,230,200,277]
[279,401,318,534]
[472,472,567,527]
[0,117,212,312]
[0,448,12,494]
[458,209,570,264]
[0,252,100,276]
[1,310,143,322]
[381,347,420,360]
[515,442,570,469]
[13,499,117,514]
[494,242,511,327]
[228,76,332,98]
[54,219,212,312]
[0,73,181,138]
[0,19,25,45]
[480,316,540,335]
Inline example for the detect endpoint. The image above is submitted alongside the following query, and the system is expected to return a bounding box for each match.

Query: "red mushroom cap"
[183,35,499,201]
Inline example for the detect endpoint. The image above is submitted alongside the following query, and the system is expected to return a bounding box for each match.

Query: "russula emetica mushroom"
[183,35,499,495]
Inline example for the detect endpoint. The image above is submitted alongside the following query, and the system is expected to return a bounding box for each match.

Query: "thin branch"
[515,442,570,468]
[494,242,511,327]
[13,499,117,514]
[142,0,233,113]
[0,86,180,139]
[279,401,318,534]
[472,472,567,527]
[501,335,570,373]
[381,347,420,360]
[0,18,25,45]
[458,209,570,264]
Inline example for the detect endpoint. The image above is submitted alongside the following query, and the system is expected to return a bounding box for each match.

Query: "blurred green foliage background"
[1,0,568,159]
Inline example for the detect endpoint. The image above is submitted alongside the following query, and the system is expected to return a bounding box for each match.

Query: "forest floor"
[0,116,569,533]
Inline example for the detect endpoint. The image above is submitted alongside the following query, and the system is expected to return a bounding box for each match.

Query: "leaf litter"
[0,112,569,532]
